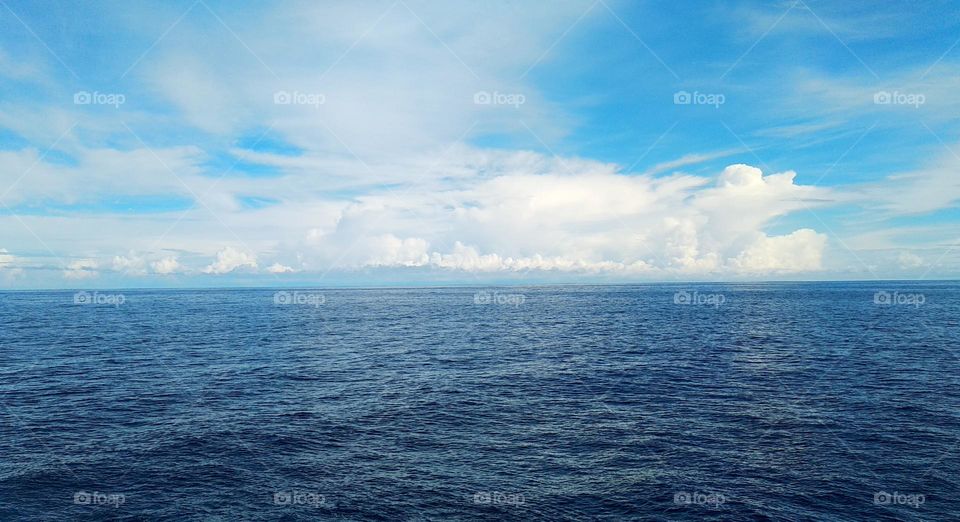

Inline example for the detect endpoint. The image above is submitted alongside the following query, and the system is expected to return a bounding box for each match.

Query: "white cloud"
[0,249,13,268]
[364,235,431,267]
[64,259,99,280]
[203,247,258,274]
[861,145,960,215]
[0,154,841,279]
[2,0,954,284]
[0,248,24,279]
[266,262,295,274]
[640,149,742,176]
[151,256,182,275]
[730,229,828,273]
[0,145,205,207]
[897,251,924,268]
[423,242,652,273]
[310,160,833,276]
[130,0,591,159]
[112,254,147,275]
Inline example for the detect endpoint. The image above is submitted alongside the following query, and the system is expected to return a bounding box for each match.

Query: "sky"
[1,0,959,288]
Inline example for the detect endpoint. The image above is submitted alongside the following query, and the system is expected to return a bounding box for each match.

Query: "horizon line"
[3,278,958,293]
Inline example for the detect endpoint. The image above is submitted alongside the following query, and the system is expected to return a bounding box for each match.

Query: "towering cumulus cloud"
[309,160,829,276]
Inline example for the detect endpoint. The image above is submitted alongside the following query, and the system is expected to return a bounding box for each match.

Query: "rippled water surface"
[2,283,959,520]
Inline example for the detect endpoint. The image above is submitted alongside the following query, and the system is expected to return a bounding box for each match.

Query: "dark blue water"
[2,283,958,521]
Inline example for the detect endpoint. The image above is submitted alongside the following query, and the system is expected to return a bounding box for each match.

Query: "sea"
[1,282,958,521]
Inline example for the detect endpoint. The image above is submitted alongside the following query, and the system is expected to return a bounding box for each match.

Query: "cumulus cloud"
[428,242,652,273]
[266,262,295,274]
[0,248,24,278]
[0,249,13,268]
[897,251,924,268]
[64,259,99,280]
[151,257,182,275]
[1,155,835,279]
[313,161,832,276]
[365,235,431,267]
[112,254,147,275]
[730,229,828,273]
[203,247,258,274]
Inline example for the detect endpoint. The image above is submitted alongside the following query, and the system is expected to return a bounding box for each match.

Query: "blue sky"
[1,0,959,288]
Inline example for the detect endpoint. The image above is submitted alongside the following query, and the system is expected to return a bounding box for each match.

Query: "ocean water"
[1,282,958,521]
